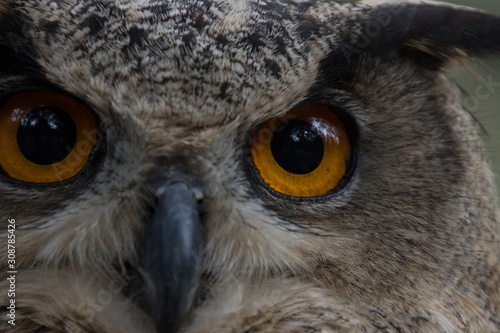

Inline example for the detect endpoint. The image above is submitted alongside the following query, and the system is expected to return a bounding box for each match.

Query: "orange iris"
[0,91,98,183]
[251,104,351,197]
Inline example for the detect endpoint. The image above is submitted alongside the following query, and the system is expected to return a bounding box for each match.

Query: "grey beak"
[135,177,205,333]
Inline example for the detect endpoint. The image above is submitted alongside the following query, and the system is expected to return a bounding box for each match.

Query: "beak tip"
[132,176,205,333]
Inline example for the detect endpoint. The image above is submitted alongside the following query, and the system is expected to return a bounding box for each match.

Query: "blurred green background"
[442,1,500,198]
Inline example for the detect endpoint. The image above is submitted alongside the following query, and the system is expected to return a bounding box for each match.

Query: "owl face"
[1,0,500,332]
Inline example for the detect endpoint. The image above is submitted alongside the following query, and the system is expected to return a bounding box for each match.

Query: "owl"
[0,0,500,332]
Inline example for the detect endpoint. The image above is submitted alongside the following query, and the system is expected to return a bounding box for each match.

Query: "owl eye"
[0,91,98,183]
[251,104,352,197]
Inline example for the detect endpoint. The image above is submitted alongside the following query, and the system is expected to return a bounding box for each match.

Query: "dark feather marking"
[0,11,42,79]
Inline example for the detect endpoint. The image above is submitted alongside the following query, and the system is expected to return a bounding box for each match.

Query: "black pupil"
[17,107,77,165]
[270,119,324,174]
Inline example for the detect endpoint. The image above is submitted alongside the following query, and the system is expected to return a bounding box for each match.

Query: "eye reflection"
[17,107,77,165]
[270,119,324,175]
[310,118,341,144]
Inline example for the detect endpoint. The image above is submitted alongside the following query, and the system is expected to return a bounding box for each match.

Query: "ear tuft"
[0,1,10,17]
[358,2,500,69]
[403,40,469,64]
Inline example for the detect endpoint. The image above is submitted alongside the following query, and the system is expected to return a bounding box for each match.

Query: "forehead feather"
[9,0,347,126]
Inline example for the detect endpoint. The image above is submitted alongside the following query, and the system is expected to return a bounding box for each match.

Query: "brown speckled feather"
[0,0,499,332]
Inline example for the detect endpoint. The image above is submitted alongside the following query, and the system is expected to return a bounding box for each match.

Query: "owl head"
[0,0,500,332]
